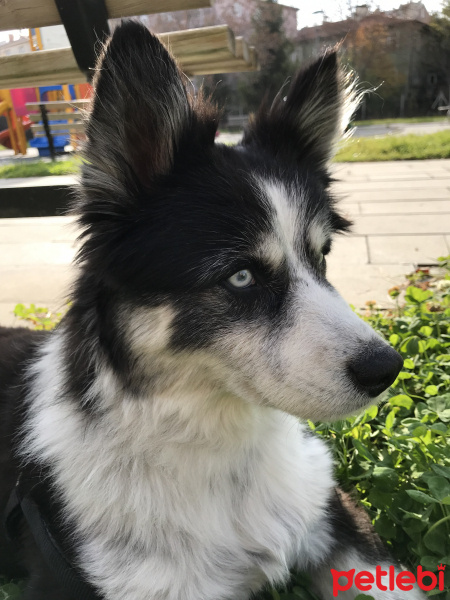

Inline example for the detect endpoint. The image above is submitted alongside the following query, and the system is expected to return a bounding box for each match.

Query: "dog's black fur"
[0,22,415,600]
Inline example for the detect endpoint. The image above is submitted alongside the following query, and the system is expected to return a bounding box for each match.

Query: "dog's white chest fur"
[23,334,335,600]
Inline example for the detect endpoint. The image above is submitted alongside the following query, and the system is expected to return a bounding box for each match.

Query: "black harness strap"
[53,0,110,81]
[4,487,23,542]
[5,479,102,600]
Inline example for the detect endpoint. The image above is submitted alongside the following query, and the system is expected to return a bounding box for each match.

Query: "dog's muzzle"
[347,344,403,398]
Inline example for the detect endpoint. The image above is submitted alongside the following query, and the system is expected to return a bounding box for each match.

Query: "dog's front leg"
[306,488,425,600]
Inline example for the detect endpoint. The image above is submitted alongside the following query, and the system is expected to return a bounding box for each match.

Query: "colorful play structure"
[0,28,91,157]
[0,84,91,157]
[0,11,257,159]
[0,89,31,155]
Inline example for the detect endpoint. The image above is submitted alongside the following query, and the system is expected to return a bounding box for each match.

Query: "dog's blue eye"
[227,270,255,288]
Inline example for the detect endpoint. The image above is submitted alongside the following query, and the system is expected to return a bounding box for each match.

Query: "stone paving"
[0,159,449,326]
[352,121,450,138]
[327,159,450,307]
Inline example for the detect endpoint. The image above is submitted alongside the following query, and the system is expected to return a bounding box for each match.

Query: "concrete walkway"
[327,159,450,307]
[352,121,450,138]
[1,159,449,326]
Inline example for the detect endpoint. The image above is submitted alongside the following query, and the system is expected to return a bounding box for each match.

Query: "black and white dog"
[0,21,422,600]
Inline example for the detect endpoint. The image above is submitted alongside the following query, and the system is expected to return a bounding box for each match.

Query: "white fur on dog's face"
[122,176,388,423]
[211,270,376,421]
[209,177,381,421]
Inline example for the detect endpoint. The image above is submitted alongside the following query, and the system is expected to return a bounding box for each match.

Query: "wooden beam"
[0,0,210,31]
[185,40,258,75]
[159,26,235,63]
[0,48,84,89]
[248,47,258,70]
[26,100,89,110]
[189,60,257,75]
[29,112,84,122]
[235,37,250,63]
[31,122,85,133]
[0,27,257,89]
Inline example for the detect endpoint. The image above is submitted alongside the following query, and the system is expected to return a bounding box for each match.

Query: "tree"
[238,0,294,112]
[430,0,450,76]
[201,73,233,119]
[430,0,450,46]
[430,0,450,99]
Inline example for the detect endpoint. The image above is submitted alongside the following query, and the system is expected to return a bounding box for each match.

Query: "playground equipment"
[0,28,91,157]
[0,89,31,155]
[0,2,258,159]
[27,84,91,157]
[0,79,91,157]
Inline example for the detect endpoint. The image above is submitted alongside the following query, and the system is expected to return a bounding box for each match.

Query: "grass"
[0,158,81,179]
[1,129,450,178]
[335,130,450,162]
[354,116,448,126]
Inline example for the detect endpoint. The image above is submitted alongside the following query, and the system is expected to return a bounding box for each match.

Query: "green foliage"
[335,131,450,162]
[13,303,66,330]
[0,578,24,600]
[0,158,80,179]
[238,0,294,113]
[430,1,450,52]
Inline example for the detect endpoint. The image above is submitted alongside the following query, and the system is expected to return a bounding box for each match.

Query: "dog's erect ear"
[242,51,359,169]
[82,21,217,195]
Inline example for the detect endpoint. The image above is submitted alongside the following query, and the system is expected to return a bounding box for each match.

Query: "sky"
[284,0,444,27]
[0,0,445,42]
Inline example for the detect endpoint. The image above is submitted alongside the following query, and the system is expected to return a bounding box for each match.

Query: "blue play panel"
[30,135,69,157]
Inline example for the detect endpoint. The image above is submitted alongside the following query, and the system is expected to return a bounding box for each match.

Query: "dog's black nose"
[348,345,403,397]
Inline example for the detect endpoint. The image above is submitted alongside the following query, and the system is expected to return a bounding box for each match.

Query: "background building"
[0,34,29,57]
[295,2,449,118]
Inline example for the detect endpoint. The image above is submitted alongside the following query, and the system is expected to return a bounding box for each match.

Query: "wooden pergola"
[0,0,258,90]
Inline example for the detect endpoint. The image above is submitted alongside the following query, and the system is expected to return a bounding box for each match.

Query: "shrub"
[13,303,66,330]
[0,579,24,600]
